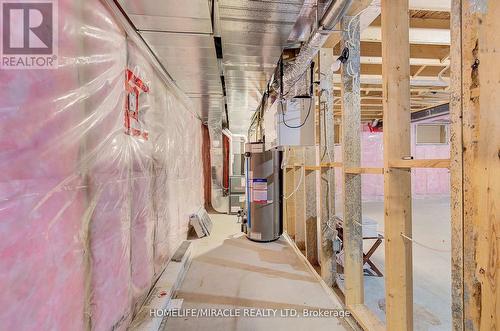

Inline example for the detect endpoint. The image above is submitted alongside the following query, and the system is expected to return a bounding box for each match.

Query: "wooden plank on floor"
[381,0,413,329]
[348,304,385,331]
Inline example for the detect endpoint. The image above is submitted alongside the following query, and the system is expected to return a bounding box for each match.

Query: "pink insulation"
[0,1,204,330]
[332,122,450,202]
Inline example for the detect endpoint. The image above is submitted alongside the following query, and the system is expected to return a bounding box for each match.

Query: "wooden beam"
[284,165,297,240]
[341,41,450,61]
[340,15,364,307]
[288,147,306,250]
[470,1,500,329]
[449,0,464,329]
[450,2,500,330]
[348,304,386,331]
[372,15,451,30]
[305,147,318,265]
[459,2,481,328]
[344,167,384,174]
[408,0,451,11]
[294,148,306,251]
[332,73,449,87]
[388,158,451,168]
[362,26,450,45]
[320,162,343,168]
[381,0,413,330]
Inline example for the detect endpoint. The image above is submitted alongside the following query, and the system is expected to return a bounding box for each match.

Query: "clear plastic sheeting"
[0,1,204,330]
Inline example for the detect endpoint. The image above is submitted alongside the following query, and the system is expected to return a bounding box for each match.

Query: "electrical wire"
[281,97,313,129]
[283,167,304,200]
[400,232,451,253]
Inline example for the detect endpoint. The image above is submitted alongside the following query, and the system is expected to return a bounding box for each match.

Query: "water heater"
[244,143,282,242]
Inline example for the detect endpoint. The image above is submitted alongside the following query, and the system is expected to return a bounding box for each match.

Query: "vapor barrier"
[0,1,204,330]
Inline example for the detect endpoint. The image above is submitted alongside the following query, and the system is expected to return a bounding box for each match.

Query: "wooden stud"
[449,0,464,329]
[349,304,386,331]
[472,1,500,329]
[388,158,450,168]
[294,148,306,251]
[459,1,481,329]
[381,0,413,329]
[340,15,364,306]
[317,49,337,287]
[284,166,297,240]
[305,147,319,265]
[284,147,299,242]
[321,162,343,168]
[344,167,384,174]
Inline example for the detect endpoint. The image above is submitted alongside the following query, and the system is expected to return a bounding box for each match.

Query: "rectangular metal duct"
[118,0,223,122]
[219,0,305,134]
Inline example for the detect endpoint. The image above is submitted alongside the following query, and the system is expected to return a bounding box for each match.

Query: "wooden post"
[475,2,500,328]
[381,0,413,329]
[284,165,297,240]
[305,147,318,265]
[294,148,306,250]
[452,1,500,329]
[449,0,465,329]
[283,148,296,240]
[340,15,364,306]
[451,1,482,329]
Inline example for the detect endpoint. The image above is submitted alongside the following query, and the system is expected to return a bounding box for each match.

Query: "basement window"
[415,123,449,144]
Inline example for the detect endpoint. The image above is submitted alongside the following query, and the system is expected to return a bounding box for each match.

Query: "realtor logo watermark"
[1,0,58,69]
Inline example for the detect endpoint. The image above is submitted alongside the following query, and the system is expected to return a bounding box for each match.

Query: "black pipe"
[280,56,284,98]
[310,61,314,96]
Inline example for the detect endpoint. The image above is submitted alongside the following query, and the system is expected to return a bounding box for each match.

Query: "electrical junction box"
[263,98,315,151]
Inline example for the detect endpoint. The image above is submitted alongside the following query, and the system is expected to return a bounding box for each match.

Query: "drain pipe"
[282,0,353,91]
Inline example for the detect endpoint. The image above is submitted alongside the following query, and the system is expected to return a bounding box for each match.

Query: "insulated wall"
[333,120,451,201]
[0,1,204,330]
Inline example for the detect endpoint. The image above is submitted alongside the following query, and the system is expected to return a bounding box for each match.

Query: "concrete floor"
[337,197,452,331]
[165,213,353,331]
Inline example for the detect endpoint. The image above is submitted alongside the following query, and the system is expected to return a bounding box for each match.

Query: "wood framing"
[381,0,413,330]
[284,166,297,240]
[349,304,385,331]
[450,1,500,330]
[294,148,306,250]
[449,0,465,329]
[317,50,337,287]
[340,15,364,307]
[305,147,318,265]
[475,2,500,327]
[279,1,500,330]
[344,167,384,175]
[388,158,450,168]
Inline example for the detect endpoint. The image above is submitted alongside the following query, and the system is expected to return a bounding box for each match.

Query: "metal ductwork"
[208,100,228,213]
[283,0,353,92]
